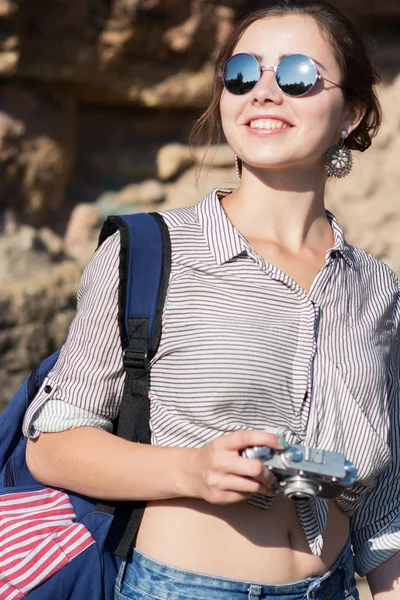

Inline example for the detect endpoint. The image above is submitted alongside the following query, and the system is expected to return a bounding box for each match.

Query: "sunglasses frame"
[222,53,341,98]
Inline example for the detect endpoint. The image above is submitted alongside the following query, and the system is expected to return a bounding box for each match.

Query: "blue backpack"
[0,213,171,600]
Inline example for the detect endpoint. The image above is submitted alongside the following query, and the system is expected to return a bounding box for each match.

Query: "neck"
[221,166,332,253]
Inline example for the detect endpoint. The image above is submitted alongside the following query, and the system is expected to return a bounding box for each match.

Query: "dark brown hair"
[190,0,382,155]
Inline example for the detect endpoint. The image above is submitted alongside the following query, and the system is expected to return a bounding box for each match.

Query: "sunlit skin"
[216,15,400,597]
[136,13,363,586]
[220,14,361,181]
[219,14,365,292]
[26,13,400,595]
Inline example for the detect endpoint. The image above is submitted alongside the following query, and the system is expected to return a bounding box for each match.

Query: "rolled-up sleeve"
[350,289,400,576]
[22,231,125,438]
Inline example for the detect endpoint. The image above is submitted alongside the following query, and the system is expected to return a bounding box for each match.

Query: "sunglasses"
[222,53,341,98]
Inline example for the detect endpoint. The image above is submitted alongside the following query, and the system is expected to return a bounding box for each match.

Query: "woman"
[24,1,400,598]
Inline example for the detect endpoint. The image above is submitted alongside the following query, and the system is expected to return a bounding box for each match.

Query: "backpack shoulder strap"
[97,211,171,557]
[100,212,171,443]
[99,212,171,367]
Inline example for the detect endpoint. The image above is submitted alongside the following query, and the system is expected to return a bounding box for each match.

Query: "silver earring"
[235,155,242,179]
[325,129,353,178]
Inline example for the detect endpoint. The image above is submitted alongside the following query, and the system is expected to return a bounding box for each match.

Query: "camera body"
[242,444,357,502]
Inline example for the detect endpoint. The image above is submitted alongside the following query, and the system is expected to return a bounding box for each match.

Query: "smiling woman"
[21,2,400,600]
[192,0,381,157]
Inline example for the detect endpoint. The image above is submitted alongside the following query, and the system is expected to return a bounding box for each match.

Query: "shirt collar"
[196,188,354,269]
[326,210,355,268]
[196,188,248,265]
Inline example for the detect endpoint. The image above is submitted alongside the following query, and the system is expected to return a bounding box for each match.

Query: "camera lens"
[288,492,310,503]
[283,476,320,502]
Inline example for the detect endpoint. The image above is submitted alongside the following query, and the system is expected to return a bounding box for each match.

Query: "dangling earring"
[325,129,353,178]
[235,155,242,179]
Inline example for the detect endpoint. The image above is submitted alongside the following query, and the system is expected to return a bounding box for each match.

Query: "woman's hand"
[189,430,282,504]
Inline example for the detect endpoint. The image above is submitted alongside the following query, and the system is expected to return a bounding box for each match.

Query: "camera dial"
[281,446,303,464]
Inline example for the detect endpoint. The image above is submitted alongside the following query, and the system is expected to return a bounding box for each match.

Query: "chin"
[246,161,291,172]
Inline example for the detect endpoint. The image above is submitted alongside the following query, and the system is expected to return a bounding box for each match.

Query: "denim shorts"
[114,537,359,600]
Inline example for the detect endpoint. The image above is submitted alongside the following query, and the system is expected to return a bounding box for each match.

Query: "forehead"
[233,14,337,70]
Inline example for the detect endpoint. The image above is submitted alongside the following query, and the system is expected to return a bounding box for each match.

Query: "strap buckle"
[123,349,149,378]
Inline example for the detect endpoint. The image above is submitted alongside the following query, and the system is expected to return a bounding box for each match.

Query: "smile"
[249,119,291,130]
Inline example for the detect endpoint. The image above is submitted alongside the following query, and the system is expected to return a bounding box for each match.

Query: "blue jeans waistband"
[115,537,359,600]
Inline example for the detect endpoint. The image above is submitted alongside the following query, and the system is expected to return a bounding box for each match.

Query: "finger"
[212,491,256,504]
[254,466,277,487]
[257,484,278,497]
[220,430,281,452]
[214,454,266,478]
[214,473,266,495]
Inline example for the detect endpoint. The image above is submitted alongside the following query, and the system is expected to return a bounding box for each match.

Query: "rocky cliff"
[0,0,399,408]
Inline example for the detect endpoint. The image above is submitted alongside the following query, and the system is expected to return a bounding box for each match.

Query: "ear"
[342,101,366,137]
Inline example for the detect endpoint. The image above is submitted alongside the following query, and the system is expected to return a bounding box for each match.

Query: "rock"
[0,110,25,159]
[71,106,198,203]
[373,74,400,149]
[197,144,236,168]
[95,182,165,219]
[0,260,81,411]
[0,0,236,108]
[157,143,235,180]
[0,225,55,283]
[162,164,238,210]
[157,143,194,181]
[137,66,214,109]
[325,79,400,271]
[0,0,399,411]
[37,227,64,257]
[63,203,100,266]
[118,180,165,205]
[0,1,398,107]
[0,82,76,226]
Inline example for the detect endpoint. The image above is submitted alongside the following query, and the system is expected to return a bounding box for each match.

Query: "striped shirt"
[22,188,400,577]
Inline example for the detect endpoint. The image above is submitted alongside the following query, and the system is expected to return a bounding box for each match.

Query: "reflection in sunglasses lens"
[276,54,317,96]
[223,53,318,97]
[224,54,260,95]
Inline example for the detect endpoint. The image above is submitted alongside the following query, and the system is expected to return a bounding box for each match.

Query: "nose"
[250,68,282,105]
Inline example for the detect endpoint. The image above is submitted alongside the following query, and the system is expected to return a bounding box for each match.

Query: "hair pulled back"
[191,0,382,154]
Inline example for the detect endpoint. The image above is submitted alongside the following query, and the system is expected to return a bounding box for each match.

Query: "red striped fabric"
[0,488,95,599]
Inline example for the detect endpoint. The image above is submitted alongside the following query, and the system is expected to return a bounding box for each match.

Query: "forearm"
[26,426,197,501]
[367,552,400,599]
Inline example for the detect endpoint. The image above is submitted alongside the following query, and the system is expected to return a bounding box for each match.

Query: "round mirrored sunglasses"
[222,53,341,98]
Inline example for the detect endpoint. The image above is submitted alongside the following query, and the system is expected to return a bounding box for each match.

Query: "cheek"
[219,96,238,144]
[296,97,344,146]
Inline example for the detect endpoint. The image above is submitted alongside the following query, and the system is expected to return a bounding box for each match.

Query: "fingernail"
[278,438,289,449]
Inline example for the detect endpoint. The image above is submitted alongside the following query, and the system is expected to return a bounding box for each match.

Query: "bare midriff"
[135,496,349,584]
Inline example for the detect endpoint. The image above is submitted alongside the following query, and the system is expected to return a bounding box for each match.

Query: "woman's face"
[220,14,355,176]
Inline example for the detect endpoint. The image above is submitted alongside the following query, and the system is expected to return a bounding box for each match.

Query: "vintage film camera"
[241,443,357,502]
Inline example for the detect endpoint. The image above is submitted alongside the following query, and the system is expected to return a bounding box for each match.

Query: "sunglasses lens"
[276,54,318,96]
[223,54,260,95]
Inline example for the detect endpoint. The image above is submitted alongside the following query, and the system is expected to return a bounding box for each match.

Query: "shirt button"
[44,385,52,393]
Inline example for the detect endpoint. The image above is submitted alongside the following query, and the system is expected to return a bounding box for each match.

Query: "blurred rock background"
[1,0,399,397]
[0,2,398,594]
[0,3,398,384]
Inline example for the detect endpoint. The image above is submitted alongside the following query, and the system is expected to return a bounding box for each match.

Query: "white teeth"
[249,119,290,130]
